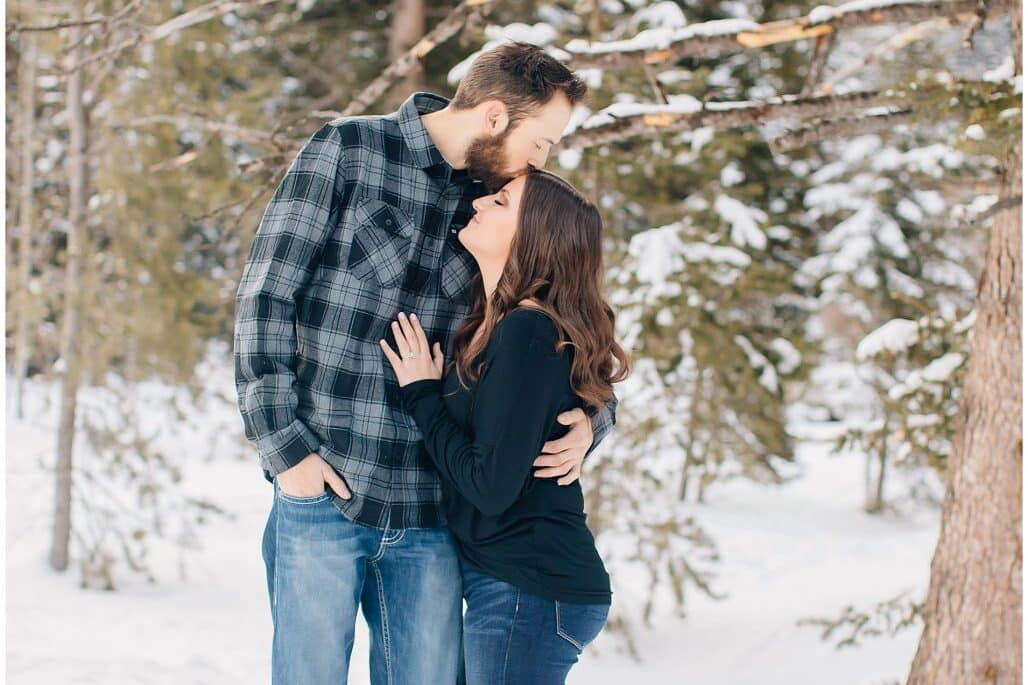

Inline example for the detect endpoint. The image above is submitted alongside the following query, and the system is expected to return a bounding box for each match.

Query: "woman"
[379,168,631,684]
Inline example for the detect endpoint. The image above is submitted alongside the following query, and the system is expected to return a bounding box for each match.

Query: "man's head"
[451,42,587,191]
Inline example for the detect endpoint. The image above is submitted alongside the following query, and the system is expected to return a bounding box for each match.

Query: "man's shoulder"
[298,115,402,188]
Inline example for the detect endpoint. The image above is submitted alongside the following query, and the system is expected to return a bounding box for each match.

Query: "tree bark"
[387,0,425,107]
[50,2,88,573]
[905,5,1022,677]
[14,32,37,419]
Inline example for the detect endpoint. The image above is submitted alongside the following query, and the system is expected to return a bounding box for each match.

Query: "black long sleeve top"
[400,308,611,605]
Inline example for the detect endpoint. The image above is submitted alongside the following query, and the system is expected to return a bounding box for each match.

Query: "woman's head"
[452,169,632,408]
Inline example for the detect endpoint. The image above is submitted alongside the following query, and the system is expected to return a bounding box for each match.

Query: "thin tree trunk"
[864,449,874,505]
[387,0,425,107]
[15,33,38,419]
[866,429,888,513]
[50,2,88,573]
[905,5,1022,675]
[679,368,703,502]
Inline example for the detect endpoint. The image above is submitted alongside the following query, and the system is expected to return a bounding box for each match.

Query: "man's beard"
[464,129,524,193]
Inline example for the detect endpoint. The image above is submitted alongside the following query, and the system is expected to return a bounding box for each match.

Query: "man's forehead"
[523,98,571,130]
[520,115,566,142]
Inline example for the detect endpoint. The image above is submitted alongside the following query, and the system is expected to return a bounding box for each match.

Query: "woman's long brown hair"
[448,169,631,409]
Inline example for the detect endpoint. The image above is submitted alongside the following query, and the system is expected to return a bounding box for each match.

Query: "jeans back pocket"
[555,600,610,652]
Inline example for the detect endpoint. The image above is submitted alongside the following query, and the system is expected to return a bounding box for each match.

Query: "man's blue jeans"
[262,479,463,684]
[461,566,609,685]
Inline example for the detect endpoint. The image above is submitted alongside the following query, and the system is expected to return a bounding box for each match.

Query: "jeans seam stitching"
[555,601,586,651]
[277,492,331,504]
[371,561,393,685]
[270,496,280,621]
[370,531,390,562]
[501,587,520,681]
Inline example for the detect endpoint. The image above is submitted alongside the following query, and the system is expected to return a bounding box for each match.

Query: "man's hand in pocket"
[275,453,352,499]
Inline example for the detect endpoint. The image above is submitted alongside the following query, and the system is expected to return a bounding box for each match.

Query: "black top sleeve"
[400,311,568,517]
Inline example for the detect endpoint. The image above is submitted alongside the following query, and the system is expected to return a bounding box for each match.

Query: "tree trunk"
[15,32,37,420]
[387,0,425,107]
[866,429,888,514]
[904,6,1022,675]
[50,3,88,573]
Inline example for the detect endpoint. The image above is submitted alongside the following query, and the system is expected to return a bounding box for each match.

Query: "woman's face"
[459,173,527,268]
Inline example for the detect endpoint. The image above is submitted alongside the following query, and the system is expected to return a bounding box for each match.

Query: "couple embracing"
[234,41,631,685]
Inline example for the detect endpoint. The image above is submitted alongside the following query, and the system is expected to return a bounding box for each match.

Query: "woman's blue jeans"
[262,480,463,684]
[461,566,610,685]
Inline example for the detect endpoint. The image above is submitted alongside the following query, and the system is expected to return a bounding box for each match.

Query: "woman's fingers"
[408,313,430,355]
[396,313,424,357]
[390,320,412,356]
[379,338,402,369]
[556,464,582,487]
[394,315,414,352]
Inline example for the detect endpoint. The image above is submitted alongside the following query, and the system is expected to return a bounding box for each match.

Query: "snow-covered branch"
[557,81,1008,150]
[561,0,988,70]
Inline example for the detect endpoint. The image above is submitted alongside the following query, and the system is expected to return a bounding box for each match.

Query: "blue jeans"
[262,480,463,684]
[461,566,609,685]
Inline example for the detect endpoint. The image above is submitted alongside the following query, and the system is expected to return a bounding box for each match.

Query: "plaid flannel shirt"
[234,92,617,529]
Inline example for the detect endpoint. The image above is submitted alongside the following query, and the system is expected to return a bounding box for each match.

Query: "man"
[234,41,617,684]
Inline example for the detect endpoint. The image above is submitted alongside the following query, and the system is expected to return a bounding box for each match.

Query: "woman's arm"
[401,313,568,517]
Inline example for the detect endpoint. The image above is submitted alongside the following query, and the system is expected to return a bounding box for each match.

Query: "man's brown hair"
[451,42,588,126]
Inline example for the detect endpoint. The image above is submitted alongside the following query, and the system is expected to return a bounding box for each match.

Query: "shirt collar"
[397,92,473,184]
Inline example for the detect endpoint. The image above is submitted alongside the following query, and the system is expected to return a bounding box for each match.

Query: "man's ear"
[483,100,510,135]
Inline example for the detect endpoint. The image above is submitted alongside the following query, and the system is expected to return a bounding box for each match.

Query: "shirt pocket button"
[347,199,414,288]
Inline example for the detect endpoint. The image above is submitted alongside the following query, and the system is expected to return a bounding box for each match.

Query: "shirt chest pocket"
[347,198,415,288]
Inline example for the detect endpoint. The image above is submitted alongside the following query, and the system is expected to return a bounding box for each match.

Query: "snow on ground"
[6,363,939,684]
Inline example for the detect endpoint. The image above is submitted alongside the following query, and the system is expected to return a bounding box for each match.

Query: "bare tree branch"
[65,0,280,73]
[120,114,283,147]
[818,16,968,94]
[769,109,915,153]
[335,0,494,117]
[643,60,669,104]
[962,0,989,48]
[66,0,146,58]
[7,16,109,34]
[802,32,835,96]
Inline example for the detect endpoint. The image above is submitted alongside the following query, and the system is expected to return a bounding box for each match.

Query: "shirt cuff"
[257,418,322,479]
